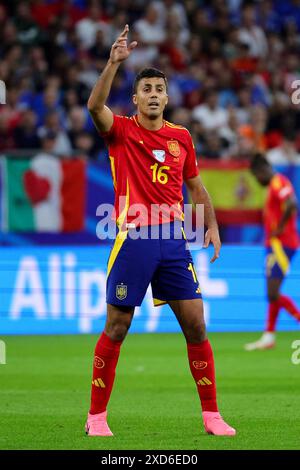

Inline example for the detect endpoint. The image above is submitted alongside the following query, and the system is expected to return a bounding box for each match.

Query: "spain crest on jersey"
[116,284,127,300]
[167,140,180,157]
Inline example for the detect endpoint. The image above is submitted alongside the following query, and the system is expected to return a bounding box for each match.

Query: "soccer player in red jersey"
[245,154,300,351]
[85,25,236,436]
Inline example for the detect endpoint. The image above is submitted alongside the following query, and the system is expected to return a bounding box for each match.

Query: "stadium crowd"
[0,0,300,163]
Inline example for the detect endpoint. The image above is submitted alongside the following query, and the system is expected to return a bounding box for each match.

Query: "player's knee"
[106,319,131,342]
[268,292,279,303]
[183,319,206,343]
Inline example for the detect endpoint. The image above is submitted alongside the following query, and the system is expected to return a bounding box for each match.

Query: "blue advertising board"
[0,245,299,335]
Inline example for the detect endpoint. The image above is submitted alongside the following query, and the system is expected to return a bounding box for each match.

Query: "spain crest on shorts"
[167,140,180,157]
[116,283,127,300]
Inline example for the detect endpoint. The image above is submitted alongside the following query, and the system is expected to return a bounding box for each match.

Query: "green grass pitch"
[0,332,299,450]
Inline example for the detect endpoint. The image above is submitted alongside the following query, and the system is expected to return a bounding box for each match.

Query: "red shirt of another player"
[264,174,299,249]
[102,114,199,227]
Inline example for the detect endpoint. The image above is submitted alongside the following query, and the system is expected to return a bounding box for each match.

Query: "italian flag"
[2,154,86,232]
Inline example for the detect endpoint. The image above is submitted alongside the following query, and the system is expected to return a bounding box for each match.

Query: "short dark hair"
[250,152,270,172]
[133,68,168,94]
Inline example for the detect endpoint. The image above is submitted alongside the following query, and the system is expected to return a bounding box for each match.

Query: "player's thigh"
[168,298,206,342]
[107,234,160,306]
[152,239,202,302]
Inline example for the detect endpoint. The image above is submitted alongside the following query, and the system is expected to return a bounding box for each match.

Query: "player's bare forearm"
[274,197,298,236]
[87,25,137,133]
[186,175,221,262]
[87,60,120,132]
[186,175,218,229]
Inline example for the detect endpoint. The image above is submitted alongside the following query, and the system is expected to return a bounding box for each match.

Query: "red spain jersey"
[264,173,299,249]
[101,114,199,227]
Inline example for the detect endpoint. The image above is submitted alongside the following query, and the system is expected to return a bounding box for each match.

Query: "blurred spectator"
[152,0,188,31]
[267,131,300,165]
[259,0,281,33]
[202,131,222,160]
[190,9,212,45]
[75,2,110,50]
[67,106,87,141]
[192,89,229,134]
[238,4,268,58]
[133,4,166,46]
[67,105,101,158]
[0,114,15,151]
[1,87,22,130]
[32,86,64,127]
[230,40,258,84]
[0,4,7,28]
[38,129,57,155]
[38,111,71,155]
[0,0,300,163]
[237,104,267,157]
[170,108,191,128]
[13,110,40,149]
[77,53,99,89]
[190,119,205,156]
[164,10,190,47]
[89,29,110,62]
[62,65,90,106]
[13,1,42,47]
[108,10,129,45]
[125,29,158,70]
[2,20,18,51]
[31,0,61,29]
[159,14,188,70]
[74,131,95,157]
[219,108,239,159]
[236,86,252,124]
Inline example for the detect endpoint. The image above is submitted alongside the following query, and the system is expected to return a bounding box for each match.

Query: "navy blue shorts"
[106,223,202,307]
[266,238,296,280]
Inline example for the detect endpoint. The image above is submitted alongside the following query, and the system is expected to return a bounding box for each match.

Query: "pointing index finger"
[120,24,129,38]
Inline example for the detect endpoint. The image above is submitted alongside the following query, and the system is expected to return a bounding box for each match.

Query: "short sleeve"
[272,175,294,201]
[183,132,199,180]
[100,114,127,144]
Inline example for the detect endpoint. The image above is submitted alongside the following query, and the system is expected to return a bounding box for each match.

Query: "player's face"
[133,78,168,120]
[252,167,271,186]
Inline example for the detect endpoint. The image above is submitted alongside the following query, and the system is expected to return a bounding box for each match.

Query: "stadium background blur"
[1,0,300,452]
[0,1,300,335]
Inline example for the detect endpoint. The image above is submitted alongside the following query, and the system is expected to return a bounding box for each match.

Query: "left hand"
[203,226,221,263]
[270,226,284,238]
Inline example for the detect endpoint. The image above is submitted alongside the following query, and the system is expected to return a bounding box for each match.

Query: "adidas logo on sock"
[197,377,212,386]
[92,378,106,388]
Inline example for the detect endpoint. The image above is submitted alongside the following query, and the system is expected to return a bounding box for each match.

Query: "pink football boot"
[85,411,113,436]
[203,411,236,436]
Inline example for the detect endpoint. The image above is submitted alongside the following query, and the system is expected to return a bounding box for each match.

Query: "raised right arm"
[87,24,137,133]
